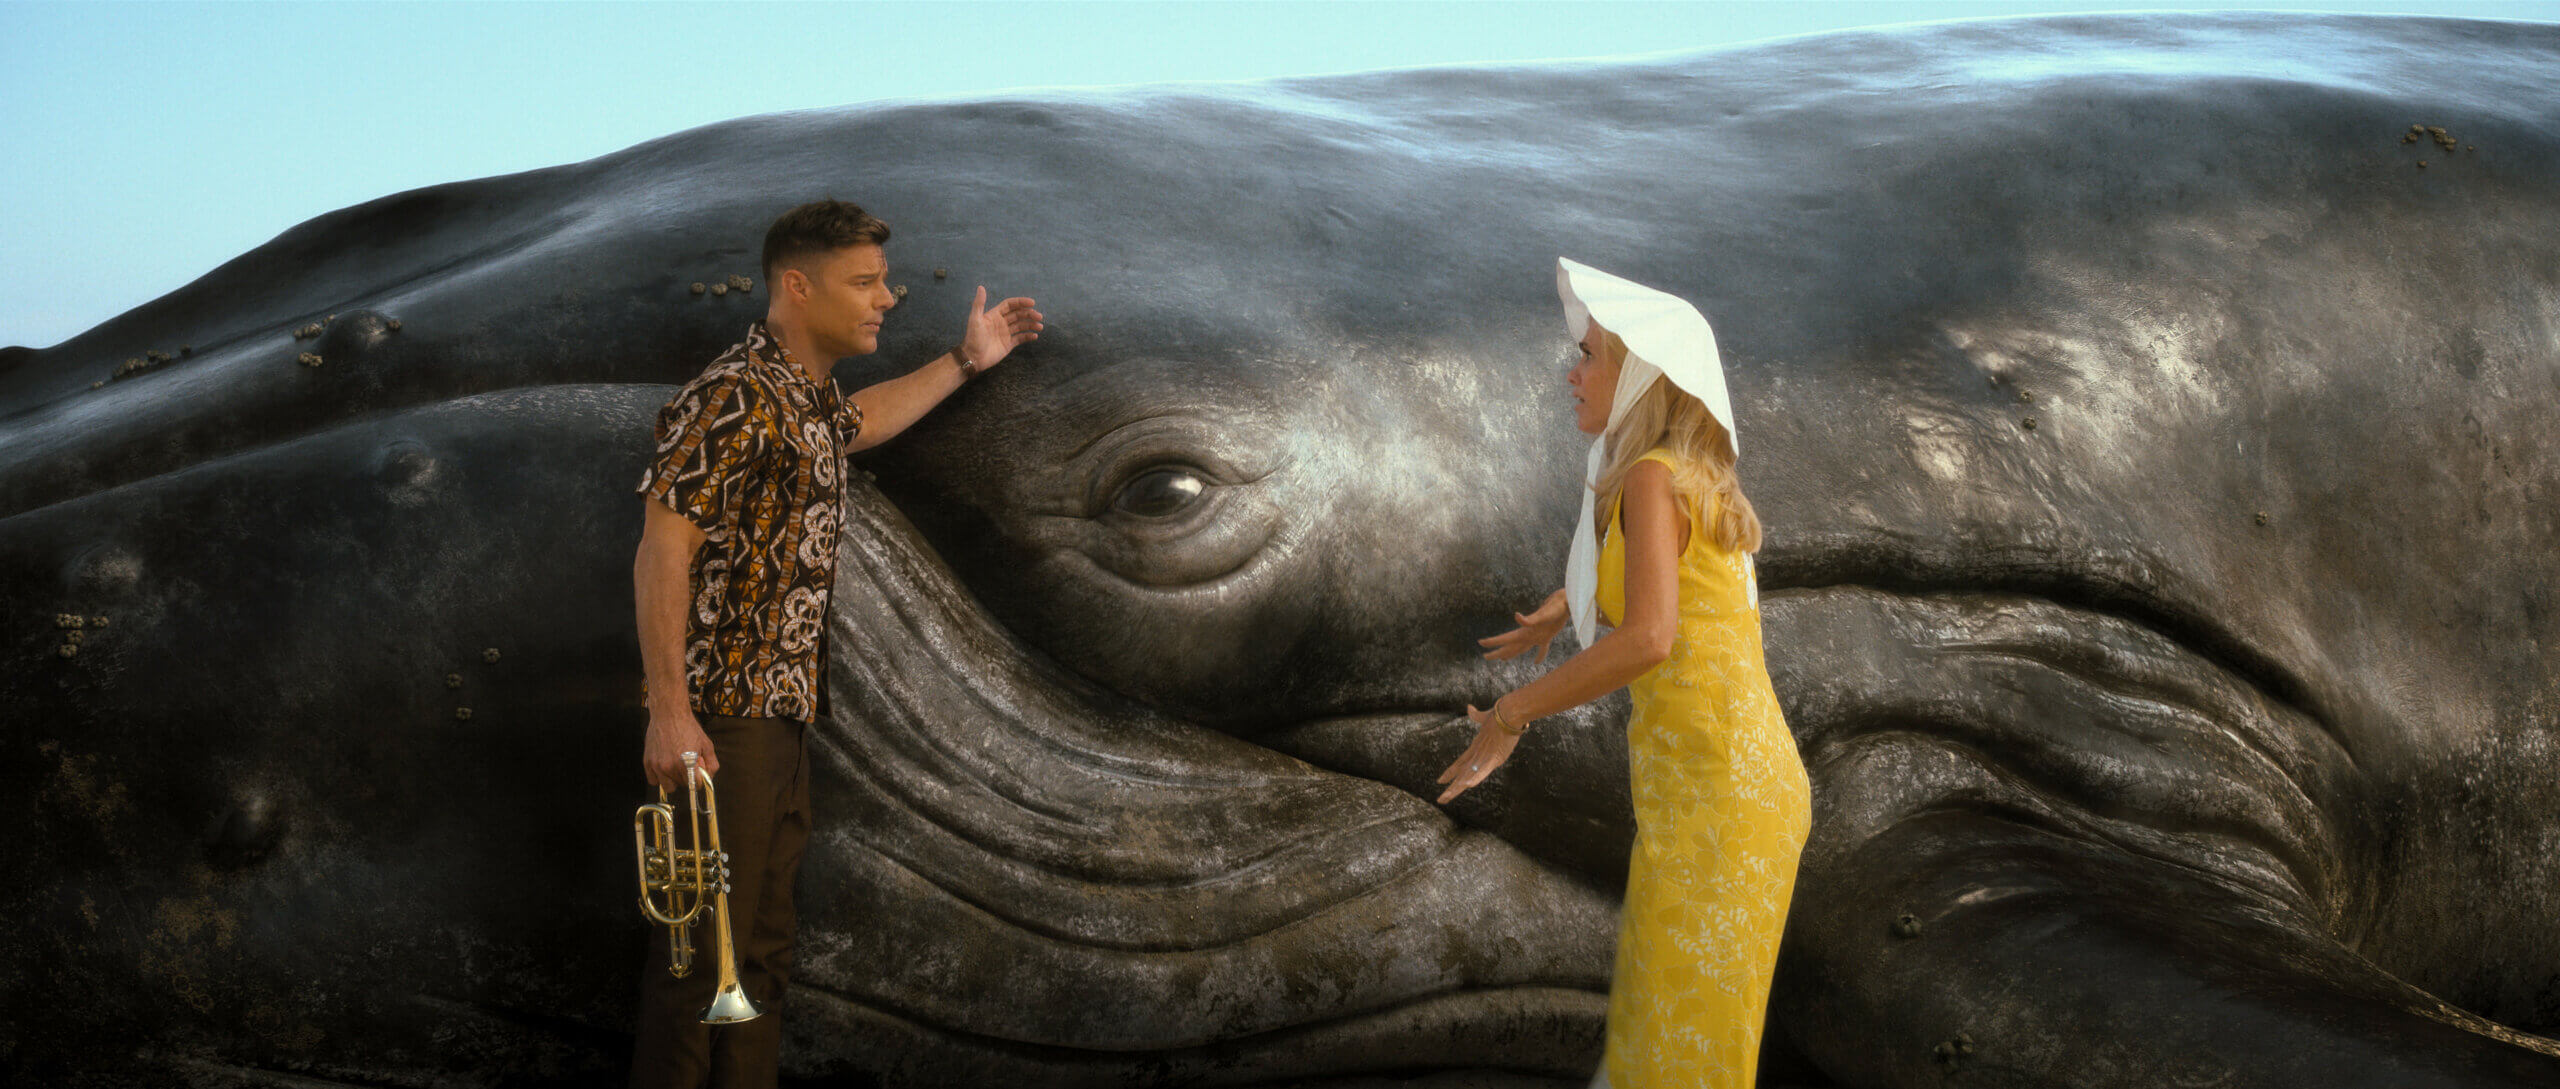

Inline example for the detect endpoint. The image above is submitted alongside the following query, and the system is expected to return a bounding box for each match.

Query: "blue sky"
[5,0,2556,348]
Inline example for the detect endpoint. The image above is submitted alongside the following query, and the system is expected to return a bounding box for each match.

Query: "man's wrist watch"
[953,346,979,381]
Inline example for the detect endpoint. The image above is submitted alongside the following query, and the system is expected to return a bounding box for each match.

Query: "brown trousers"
[630,715,811,1089]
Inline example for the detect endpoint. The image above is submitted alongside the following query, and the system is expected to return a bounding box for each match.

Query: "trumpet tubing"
[630,750,764,1023]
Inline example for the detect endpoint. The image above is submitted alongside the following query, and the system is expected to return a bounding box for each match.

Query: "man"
[629,199,1040,1088]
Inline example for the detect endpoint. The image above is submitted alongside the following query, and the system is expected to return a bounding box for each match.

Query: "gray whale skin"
[6,13,2560,1089]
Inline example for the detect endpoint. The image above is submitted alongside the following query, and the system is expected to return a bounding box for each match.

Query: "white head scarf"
[1555,257,1744,646]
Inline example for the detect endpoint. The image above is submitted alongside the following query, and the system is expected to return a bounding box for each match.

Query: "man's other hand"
[643,711,719,792]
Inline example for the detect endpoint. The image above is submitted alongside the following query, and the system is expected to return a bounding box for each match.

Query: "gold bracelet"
[1491,704,1527,737]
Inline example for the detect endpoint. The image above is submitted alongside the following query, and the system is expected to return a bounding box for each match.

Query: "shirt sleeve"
[638,372,764,539]
[837,392,864,450]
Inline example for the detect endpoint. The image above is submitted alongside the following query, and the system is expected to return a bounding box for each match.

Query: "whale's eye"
[1050,415,1279,587]
[1112,467,1208,518]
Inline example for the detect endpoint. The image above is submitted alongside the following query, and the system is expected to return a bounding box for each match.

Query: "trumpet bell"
[702,982,764,1024]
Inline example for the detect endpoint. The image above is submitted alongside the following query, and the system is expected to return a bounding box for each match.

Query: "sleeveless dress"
[1591,448,1812,1089]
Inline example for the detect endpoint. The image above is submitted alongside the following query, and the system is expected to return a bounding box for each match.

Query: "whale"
[5,12,2560,1088]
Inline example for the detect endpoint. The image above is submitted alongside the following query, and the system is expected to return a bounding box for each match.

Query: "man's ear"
[778,266,808,300]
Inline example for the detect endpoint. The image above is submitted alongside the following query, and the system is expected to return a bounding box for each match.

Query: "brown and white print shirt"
[639,323,862,721]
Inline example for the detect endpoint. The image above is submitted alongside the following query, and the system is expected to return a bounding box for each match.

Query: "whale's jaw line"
[786,983,1606,1086]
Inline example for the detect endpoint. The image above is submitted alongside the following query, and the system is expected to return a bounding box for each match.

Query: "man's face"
[794,243,897,358]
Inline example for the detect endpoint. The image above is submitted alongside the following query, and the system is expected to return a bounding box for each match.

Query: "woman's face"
[1567,321,1620,435]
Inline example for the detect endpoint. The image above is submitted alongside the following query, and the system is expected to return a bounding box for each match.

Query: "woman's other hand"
[1436,703,1525,804]
[1478,588,1569,664]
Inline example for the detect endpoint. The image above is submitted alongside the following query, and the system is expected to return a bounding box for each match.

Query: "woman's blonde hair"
[1591,328,1764,553]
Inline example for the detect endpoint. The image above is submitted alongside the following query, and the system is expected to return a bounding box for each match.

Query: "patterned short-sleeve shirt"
[638,323,863,720]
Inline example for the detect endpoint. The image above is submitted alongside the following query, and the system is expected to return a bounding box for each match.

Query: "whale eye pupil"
[1113,468,1207,518]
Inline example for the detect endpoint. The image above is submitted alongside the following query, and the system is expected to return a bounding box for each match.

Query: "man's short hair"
[761,200,892,284]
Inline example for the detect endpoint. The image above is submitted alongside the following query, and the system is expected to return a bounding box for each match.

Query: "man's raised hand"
[959,286,1043,371]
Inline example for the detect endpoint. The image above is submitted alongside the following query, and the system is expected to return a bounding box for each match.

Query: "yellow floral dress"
[1592,448,1812,1089]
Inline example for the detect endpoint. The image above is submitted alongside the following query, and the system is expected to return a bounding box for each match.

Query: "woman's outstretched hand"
[1436,703,1524,804]
[1478,588,1570,665]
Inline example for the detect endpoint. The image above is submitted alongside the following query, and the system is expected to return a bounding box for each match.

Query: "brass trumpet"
[633,750,763,1024]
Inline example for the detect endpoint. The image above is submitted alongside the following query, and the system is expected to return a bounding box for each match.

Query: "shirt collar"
[744,322,823,392]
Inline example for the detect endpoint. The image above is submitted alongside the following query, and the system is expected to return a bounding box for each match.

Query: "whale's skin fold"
[5,12,2560,1088]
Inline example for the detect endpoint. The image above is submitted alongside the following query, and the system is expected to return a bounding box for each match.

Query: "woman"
[1438,258,1811,1089]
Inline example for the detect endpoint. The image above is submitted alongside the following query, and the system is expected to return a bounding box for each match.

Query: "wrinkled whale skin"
[5,12,2560,1089]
